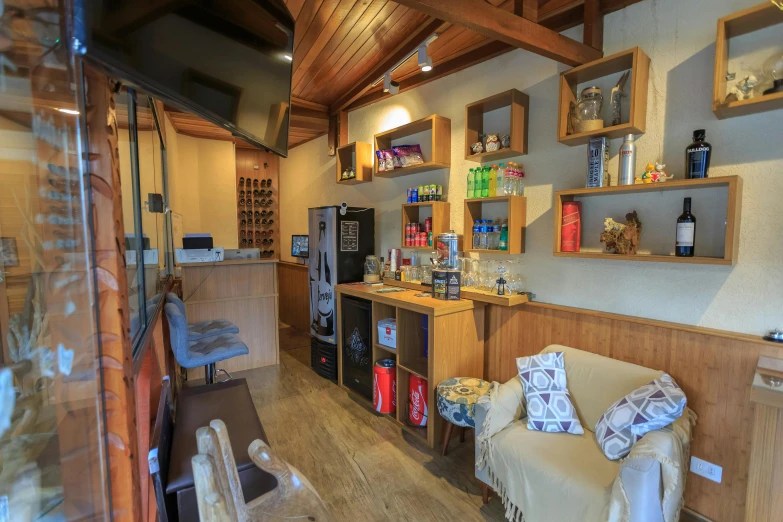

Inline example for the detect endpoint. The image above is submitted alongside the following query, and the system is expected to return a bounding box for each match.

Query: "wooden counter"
[335,283,485,449]
[181,259,279,379]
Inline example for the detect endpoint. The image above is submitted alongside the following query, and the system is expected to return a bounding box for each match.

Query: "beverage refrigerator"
[308,206,375,382]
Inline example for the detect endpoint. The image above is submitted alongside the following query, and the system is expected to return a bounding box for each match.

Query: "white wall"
[281,0,783,336]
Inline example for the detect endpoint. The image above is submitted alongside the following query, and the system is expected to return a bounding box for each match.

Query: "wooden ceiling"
[166,0,642,150]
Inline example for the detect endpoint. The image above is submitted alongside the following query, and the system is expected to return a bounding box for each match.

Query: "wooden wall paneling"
[484,301,771,522]
[277,262,310,332]
[82,64,142,521]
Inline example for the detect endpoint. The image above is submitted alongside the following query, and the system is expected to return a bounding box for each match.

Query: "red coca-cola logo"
[320,357,327,364]
[386,327,391,334]
[411,390,422,421]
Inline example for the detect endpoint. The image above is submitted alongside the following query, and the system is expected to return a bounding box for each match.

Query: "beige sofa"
[474,345,695,522]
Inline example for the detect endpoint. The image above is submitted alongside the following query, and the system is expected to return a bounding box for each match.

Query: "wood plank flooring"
[235,323,506,521]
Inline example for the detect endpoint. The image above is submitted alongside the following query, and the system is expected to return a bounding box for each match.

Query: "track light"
[418,45,432,72]
[383,72,400,95]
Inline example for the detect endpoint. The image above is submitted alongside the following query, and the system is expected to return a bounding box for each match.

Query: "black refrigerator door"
[341,295,373,400]
[336,207,375,284]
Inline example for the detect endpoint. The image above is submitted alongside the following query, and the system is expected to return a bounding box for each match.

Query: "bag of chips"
[375,149,394,172]
[392,145,424,168]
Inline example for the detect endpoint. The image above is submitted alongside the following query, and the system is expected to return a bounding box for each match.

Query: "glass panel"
[0,1,109,519]
[116,91,145,343]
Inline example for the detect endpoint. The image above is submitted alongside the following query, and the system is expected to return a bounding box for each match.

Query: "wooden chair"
[191,419,332,522]
[149,377,176,522]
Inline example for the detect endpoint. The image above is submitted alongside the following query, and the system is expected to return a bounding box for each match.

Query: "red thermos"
[409,374,428,426]
[561,201,582,252]
[373,359,396,414]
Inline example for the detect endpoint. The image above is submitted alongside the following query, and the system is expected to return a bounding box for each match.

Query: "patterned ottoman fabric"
[436,378,490,428]
[595,373,687,460]
[516,352,584,435]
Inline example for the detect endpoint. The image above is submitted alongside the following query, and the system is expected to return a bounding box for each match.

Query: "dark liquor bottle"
[685,129,712,178]
[675,197,696,257]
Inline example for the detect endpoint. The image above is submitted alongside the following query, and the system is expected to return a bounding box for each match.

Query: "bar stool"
[164,303,249,384]
[165,293,239,340]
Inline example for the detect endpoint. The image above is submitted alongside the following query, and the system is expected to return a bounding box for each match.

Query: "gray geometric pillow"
[516,352,584,435]
[595,373,687,460]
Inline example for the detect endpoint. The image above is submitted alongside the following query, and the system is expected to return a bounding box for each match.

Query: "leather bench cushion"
[166,379,271,494]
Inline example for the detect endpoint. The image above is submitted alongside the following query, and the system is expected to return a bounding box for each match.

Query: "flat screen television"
[291,235,309,258]
[77,0,294,157]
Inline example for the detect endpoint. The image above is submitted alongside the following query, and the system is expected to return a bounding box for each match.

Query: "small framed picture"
[0,238,19,266]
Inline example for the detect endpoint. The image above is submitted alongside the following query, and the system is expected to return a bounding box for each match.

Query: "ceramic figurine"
[725,74,759,102]
[650,163,672,183]
[500,135,511,149]
[635,163,655,184]
[470,141,484,155]
[485,134,500,152]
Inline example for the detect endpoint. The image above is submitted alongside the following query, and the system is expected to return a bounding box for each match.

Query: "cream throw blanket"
[476,380,696,522]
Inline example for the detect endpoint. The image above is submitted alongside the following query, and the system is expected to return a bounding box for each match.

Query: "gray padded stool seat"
[166,292,239,340]
[165,302,249,383]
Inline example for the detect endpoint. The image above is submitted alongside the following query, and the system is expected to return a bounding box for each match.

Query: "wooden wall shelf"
[401,201,450,250]
[383,278,530,307]
[463,196,526,254]
[336,141,373,184]
[465,89,529,162]
[374,115,451,177]
[553,176,742,265]
[713,3,783,120]
[557,47,650,146]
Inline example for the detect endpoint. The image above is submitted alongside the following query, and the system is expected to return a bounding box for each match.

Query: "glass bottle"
[675,197,696,257]
[685,129,712,179]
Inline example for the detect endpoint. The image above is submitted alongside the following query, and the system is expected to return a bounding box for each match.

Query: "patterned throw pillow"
[516,352,584,435]
[595,373,687,460]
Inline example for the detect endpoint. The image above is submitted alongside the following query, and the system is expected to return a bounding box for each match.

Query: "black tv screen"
[77,0,294,156]
[292,235,308,258]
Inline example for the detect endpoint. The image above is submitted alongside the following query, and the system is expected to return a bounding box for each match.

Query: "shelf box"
[336,141,373,184]
[374,115,451,177]
[465,89,529,162]
[552,177,742,265]
[463,196,526,255]
[712,3,783,119]
[401,201,450,250]
[557,47,650,146]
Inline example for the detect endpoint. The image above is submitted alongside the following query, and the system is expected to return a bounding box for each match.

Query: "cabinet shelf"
[553,176,742,265]
[465,89,529,162]
[463,196,526,255]
[336,141,373,184]
[557,47,650,146]
[374,115,451,177]
[712,3,783,119]
[401,201,450,249]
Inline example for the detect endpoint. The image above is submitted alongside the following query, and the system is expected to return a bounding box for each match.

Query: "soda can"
[428,231,433,247]
[424,217,432,233]
[412,188,418,202]
[409,375,428,426]
[406,187,412,203]
[418,185,426,202]
[436,185,443,201]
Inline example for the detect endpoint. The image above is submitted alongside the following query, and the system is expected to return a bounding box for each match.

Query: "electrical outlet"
[690,456,722,483]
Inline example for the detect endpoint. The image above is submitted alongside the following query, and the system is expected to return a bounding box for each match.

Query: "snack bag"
[375,149,394,172]
[392,144,424,168]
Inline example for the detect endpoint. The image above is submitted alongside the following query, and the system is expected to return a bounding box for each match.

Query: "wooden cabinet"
[463,196,526,254]
[401,201,450,251]
[713,2,783,120]
[557,47,650,146]
[336,284,484,449]
[373,115,451,177]
[336,141,373,184]
[465,89,529,162]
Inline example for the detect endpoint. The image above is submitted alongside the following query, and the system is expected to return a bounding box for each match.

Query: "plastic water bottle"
[505,163,515,195]
[472,220,481,249]
[479,220,488,249]
[492,219,502,249]
[499,222,509,251]
[467,168,474,198]
[517,164,525,196]
[496,163,505,196]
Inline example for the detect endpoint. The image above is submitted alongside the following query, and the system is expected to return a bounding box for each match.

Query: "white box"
[378,318,397,349]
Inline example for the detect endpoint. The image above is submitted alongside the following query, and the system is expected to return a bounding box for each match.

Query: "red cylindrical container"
[425,217,432,233]
[409,374,428,426]
[561,201,582,252]
[373,359,396,414]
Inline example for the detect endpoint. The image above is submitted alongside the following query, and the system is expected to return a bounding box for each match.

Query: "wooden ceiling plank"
[292,0,348,70]
[291,96,329,112]
[294,0,326,51]
[284,0,308,20]
[346,39,514,111]
[329,16,443,113]
[295,0,395,100]
[520,0,538,20]
[289,132,329,149]
[292,0,374,89]
[392,0,601,66]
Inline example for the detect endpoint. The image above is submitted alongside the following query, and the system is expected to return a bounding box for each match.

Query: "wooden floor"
[234,323,506,521]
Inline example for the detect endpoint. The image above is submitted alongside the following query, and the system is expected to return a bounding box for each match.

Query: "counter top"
[335,283,480,316]
[179,259,279,268]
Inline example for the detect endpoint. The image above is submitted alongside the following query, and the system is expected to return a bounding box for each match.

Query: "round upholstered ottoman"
[436,377,490,456]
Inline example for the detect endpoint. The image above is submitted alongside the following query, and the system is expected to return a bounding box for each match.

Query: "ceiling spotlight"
[383,72,400,95]
[56,108,80,115]
[418,45,432,72]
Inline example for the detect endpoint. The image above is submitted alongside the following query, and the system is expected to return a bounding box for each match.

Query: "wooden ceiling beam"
[583,0,603,50]
[329,17,444,114]
[391,0,602,66]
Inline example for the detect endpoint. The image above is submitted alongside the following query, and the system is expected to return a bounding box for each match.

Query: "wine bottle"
[685,129,712,178]
[675,197,696,257]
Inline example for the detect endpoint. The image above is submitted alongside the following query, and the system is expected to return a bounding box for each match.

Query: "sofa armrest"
[610,409,696,522]
[475,377,525,475]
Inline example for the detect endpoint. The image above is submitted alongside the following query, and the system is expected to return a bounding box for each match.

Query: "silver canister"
[586,137,609,188]
[436,231,459,269]
[618,134,636,185]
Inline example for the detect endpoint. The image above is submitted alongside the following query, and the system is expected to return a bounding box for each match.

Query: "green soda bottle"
[481,166,489,198]
[467,168,474,198]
